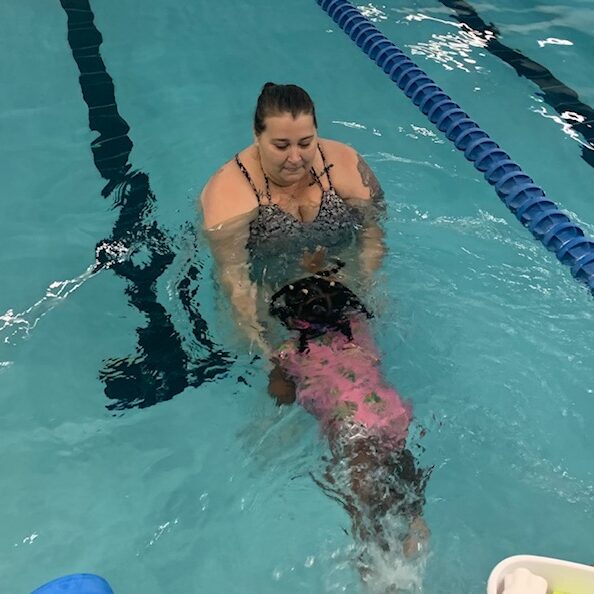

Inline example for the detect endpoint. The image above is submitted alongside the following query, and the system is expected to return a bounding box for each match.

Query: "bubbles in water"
[356,512,428,594]
[312,442,430,593]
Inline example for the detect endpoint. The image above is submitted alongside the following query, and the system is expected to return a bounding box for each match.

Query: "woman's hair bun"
[254,82,317,135]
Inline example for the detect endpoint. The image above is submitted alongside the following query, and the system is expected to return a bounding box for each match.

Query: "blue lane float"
[317,0,594,293]
[31,573,114,594]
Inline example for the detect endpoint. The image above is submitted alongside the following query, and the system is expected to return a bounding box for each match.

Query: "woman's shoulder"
[318,139,376,202]
[319,138,359,164]
[200,147,259,229]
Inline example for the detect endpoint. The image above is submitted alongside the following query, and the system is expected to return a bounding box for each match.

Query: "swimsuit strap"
[308,168,325,191]
[306,144,335,192]
[235,153,271,204]
[236,145,334,202]
[256,157,273,204]
[317,143,336,192]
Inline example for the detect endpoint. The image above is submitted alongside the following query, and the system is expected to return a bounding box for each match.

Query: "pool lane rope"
[317,0,594,293]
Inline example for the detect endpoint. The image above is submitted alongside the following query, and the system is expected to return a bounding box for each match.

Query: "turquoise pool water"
[1,0,594,592]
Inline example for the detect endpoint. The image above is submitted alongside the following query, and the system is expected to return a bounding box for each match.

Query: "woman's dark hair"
[254,82,318,135]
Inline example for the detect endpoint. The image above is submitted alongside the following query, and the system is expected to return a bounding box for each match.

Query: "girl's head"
[269,262,372,351]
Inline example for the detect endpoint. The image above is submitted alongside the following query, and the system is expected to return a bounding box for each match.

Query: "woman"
[200,82,428,578]
[200,82,385,353]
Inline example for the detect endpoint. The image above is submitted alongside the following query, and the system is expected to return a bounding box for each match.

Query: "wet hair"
[269,260,373,352]
[254,82,318,136]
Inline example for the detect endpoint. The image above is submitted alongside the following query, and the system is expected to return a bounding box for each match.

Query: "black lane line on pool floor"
[437,0,594,170]
[60,0,233,410]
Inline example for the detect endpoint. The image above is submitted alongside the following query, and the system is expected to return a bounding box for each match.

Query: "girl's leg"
[329,431,430,557]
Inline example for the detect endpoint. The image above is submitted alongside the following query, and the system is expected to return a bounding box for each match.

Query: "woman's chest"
[250,193,357,248]
[268,185,324,224]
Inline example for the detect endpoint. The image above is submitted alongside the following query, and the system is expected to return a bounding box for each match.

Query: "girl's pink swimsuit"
[276,320,411,451]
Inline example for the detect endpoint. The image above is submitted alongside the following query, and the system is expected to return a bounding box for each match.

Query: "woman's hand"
[301,246,327,273]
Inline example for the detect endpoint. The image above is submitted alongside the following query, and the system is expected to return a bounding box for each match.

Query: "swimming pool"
[1,0,593,592]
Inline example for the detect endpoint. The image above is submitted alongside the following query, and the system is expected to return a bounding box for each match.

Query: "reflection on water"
[530,100,594,150]
[357,3,389,23]
[405,14,494,73]
[537,37,574,48]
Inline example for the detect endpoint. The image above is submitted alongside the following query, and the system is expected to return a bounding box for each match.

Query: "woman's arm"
[200,160,271,355]
[353,152,387,278]
[326,142,387,278]
[358,218,386,279]
[201,159,258,230]
[203,212,270,357]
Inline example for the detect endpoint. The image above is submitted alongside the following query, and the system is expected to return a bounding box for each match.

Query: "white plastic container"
[487,555,594,594]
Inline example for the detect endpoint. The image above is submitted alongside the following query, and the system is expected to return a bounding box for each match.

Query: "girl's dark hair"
[254,82,318,135]
[269,261,373,352]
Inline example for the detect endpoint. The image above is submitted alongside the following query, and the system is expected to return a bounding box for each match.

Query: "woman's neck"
[267,172,311,194]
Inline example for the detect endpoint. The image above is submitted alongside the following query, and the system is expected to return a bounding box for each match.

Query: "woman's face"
[256,112,318,186]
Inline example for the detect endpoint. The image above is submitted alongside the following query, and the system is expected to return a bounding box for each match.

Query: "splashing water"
[0,240,129,345]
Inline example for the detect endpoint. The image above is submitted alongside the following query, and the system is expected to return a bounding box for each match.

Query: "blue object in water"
[31,574,114,594]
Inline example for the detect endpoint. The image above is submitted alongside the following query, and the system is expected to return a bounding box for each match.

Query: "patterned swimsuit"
[277,318,412,452]
[235,145,361,284]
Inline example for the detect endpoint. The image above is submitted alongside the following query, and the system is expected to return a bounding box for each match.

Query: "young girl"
[267,263,430,572]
